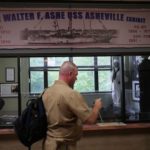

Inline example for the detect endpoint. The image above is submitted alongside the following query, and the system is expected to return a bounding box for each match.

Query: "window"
[30,57,44,67]
[30,71,44,94]
[98,56,112,91]
[29,56,112,94]
[98,70,112,91]
[124,55,150,122]
[1,55,150,128]
[47,57,69,66]
[73,56,95,92]
[47,57,69,86]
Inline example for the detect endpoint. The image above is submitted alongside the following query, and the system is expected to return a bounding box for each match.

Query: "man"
[0,97,5,110]
[43,61,102,150]
[138,56,150,117]
[111,59,121,115]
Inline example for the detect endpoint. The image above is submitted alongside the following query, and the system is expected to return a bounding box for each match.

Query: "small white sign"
[132,80,140,101]
[0,83,18,97]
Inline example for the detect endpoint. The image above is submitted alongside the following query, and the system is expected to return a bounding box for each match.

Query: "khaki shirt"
[43,80,92,142]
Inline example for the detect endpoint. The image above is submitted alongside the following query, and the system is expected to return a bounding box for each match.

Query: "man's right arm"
[84,98,103,124]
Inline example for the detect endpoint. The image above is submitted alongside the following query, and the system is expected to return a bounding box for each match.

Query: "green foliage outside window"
[30,57,44,67]
[98,56,111,66]
[29,56,112,93]
[74,71,95,92]
[73,57,94,66]
[30,71,44,93]
[48,71,59,86]
[99,71,112,91]
[47,57,69,66]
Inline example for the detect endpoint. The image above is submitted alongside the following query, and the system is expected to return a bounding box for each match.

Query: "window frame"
[29,56,112,94]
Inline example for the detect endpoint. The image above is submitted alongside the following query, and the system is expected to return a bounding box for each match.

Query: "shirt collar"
[54,80,70,87]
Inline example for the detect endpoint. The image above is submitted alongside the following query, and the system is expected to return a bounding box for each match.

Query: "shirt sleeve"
[68,91,92,122]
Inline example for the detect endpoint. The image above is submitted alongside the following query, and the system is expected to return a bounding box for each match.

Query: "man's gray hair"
[59,61,76,75]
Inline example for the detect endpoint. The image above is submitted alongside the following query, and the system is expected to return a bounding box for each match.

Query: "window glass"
[98,56,111,66]
[124,55,140,121]
[30,57,44,67]
[48,71,59,86]
[98,70,112,91]
[3,55,150,129]
[30,71,44,93]
[73,57,94,66]
[47,57,69,66]
[74,71,95,92]
[124,55,150,122]
[29,56,112,93]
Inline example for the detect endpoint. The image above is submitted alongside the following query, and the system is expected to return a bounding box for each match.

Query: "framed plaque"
[5,67,15,82]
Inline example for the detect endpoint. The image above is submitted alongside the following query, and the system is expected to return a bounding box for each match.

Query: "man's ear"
[69,71,73,76]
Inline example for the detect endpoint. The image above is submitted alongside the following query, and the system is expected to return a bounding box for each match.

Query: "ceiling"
[0,0,148,1]
[0,0,150,7]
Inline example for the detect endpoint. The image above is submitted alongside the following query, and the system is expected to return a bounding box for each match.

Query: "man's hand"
[94,98,103,111]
